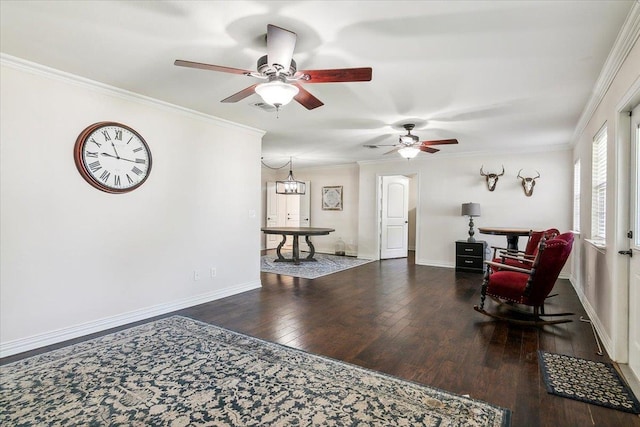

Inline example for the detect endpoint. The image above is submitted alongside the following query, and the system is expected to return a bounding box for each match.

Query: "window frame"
[591,124,607,243]
[573,159,581,233]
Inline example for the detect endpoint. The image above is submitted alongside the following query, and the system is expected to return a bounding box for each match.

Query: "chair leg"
[474,300,574,326]
[479,272,490,310]
[473,306,573,326]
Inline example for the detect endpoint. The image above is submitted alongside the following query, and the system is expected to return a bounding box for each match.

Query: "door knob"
[618,250,633,257]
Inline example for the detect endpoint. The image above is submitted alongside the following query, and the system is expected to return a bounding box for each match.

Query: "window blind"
[591,126,607,241]
[573,159,580,232]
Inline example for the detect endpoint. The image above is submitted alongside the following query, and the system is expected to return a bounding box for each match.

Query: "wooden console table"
[261,227,335,265]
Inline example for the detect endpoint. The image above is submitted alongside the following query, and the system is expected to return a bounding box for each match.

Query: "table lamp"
[461,202,481,242]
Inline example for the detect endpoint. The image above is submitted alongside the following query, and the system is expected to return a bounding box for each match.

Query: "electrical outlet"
[193,270,201,281]
[210,267,217,278]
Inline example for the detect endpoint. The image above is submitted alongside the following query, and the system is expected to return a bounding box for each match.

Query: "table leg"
[275,235,287,261]
[305,236,318,261]
[506,235,520,252]
[292,235,300,265]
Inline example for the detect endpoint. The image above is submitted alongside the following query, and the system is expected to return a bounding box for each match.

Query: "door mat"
[538,351,640,414]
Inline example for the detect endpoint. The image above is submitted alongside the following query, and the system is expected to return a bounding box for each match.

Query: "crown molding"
[570,1,640,145]
[0,53,265,137]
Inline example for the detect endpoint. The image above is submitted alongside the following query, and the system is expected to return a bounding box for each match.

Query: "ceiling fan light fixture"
[255,80,299,107]
[398,146,420,159]
[400,135,418,144]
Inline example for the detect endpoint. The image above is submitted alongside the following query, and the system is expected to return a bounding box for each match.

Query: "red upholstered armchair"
[490,228,560,271]
[474,232,574,326]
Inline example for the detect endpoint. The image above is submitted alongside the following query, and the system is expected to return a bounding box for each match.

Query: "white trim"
[0,53,266,138]
[571,279,615,359]
[416,260,454,269]
[0,280,261,358]
[571,2,640,146]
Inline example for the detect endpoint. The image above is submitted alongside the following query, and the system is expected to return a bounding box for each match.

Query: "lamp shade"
[398,146,420,159]
[255,81,299,106]
[461,202,481,217]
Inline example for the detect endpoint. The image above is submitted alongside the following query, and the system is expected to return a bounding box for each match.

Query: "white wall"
[0,57,264,356]
[358,151,573,268]
[571,33,640,361]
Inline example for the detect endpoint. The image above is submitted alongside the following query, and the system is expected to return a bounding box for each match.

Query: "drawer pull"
[465,260,473,264]
[465,248,473,252]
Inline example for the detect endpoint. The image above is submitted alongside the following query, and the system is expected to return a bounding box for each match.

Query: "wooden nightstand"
[455,240,487,273]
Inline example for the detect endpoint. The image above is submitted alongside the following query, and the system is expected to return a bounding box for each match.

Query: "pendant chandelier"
[276,157,306,195]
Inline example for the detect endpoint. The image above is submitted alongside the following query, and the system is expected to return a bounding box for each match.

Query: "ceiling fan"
[364,124,459,159]
[174,24,372,112]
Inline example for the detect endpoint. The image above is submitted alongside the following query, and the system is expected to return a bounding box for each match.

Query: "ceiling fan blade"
[420,146,440,154]
[384,147,401,155]
[298,67,373,83]
[293,84,324,110]
[174,59,252,75]
[267,24,297,71]
[420,138,459,146]
[221,84,258,103]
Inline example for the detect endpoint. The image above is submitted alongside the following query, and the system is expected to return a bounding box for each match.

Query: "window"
[573,159,581,232]
[591,125,607,241]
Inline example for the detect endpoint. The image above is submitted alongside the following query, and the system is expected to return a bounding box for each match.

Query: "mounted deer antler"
[480,165,505,192]
[517,169,540,197]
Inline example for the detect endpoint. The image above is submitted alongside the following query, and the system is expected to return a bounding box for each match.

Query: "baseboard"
[0,280,261,358]
[569,278,614,358]
[416,259,455,268]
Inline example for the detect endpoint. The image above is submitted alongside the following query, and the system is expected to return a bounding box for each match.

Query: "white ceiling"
[0,0,634,168]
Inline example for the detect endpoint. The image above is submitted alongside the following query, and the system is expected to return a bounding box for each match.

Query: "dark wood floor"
[3,252,640,426]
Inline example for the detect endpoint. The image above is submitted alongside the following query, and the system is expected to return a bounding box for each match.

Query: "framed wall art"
[322,186,343,210]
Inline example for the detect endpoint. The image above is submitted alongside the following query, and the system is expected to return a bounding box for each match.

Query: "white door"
[299,181,311,251]
[285,195,300,227]
[628,103,640,380]
[299,181,311,227]
[380,175,409,259]
[265,182,280,250]
[266,181,311,250]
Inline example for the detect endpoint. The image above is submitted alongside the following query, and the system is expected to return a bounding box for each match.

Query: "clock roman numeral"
[133,147,143,153]
[126,174,134,184]
[99,170,110,182]
[90,137,101,148]
[114,175,121,187]
[101,130,111,141]
[131,166,143,176]
[85,151,98,158]
[135,158,146,164]
[114,129,122,140]
[127,136,133,144]
[88,161,102,172]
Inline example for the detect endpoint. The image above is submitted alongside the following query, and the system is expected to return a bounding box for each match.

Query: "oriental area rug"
[538,351,640,414]
[261,252,373,279]
[1,316,511,426]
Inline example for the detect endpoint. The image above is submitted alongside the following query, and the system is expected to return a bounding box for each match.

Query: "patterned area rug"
[1,316,511,426]
[261,252,373,279]
[538,351,640,414]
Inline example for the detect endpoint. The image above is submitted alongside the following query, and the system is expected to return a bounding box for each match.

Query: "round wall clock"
[74,122,152,193]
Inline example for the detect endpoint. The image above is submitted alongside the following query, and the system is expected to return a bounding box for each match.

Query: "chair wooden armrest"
[499,253,534,264]
[490,245,510,257]
[484,260,532,275]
